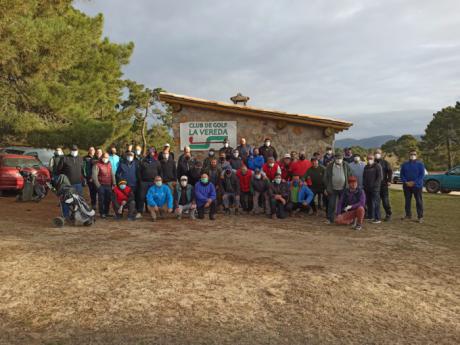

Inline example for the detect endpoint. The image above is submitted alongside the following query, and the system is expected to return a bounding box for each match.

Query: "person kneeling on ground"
[174,175,196,220]
[146,176,173,222]
[194,173,217,220]
[269,173,290,219]
[222,167,241,215]
[251,168,271,215]
[335,176,366,231]
[111,180,136,221]
[286,175,314,216]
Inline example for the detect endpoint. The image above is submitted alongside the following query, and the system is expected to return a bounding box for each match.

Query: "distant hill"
[335,135,422,149]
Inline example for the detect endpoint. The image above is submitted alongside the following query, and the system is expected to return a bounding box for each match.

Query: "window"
[449,167,460,176]
[2,157,43,169]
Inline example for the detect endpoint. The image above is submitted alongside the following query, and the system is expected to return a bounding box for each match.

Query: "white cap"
[284,153,291,159]
[164,143,170,147]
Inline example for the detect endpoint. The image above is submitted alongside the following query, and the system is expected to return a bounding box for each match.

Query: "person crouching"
[174,176,196,220]
[146,176,173,222]
[112,180,136,221]
[335,176,366,231]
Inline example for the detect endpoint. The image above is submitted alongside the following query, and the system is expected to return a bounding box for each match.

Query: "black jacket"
[363,163,383,191]
[222,172,240,194]
[259,145,278,161]
[269,181,289,199]
[138,157,162,182]
[251,177,270,193]
[160,157,177,182]
[219,146,234,160]
[57,155,84,185]
[177,156,195,181]
[230,157,243,170]
[376,159,393,185]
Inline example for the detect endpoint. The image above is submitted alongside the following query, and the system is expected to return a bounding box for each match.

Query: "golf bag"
[16,170,48,202]
[52,175,96,227]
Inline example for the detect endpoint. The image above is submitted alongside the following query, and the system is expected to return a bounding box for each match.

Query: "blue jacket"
[400,160,425,188]
[116,161,138,187]
[194,181,217,207]
[146,184,173,208]
[109,154,120,173]
[247,155,265,171]
[298,185,314,205]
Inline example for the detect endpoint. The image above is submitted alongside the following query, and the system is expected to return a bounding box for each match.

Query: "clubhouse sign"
[180,121,237,150]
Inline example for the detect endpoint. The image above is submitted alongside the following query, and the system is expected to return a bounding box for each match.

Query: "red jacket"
[262,162,281,181]
[112,185,133,204]
[96,161,113,186]
[290,160,312,178]
[236,168,253,192]
[279,162,291,181]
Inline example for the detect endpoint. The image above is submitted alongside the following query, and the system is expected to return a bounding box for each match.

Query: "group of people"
[48,138,426,230]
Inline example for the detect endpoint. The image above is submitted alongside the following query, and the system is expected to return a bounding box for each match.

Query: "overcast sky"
[76,0,460,139]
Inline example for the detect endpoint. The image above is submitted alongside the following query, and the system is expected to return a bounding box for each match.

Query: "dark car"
[424,166,460,194]
[0,154,51,195]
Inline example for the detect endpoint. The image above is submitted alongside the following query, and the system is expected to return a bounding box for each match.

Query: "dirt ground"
[0,190,459,345]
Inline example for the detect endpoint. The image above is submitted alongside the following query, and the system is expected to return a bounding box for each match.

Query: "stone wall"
[171,106,334,160]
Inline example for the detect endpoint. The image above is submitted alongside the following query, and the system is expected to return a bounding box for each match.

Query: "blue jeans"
[365,189,381,220]
[403,185,423,219]
[327,189,343,222]
[98,185,112,216]
[61,183,83,218]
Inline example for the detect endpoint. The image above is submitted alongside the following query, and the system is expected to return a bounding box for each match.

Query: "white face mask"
[375,153,382,160]
[265,141,271,147]
[274,178,281,184]
[410,155,417,160]
[102,158,109,164]
[327,150,332,155]
[268,162,274,168]
[224,143,229,148]
[180,181,187,187]
[335,159,343,165]
[127,156,134,162]
[163,153,169,160]
[255,174,261,180]
[57,150,63,156]
[233,152,239,158]
[70,150,78,157]
[368,159,374,165]
[135,149,142,155]
[353,157,360,162]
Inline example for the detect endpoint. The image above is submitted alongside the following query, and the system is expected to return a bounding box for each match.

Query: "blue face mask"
[293,181,299,187]
[119,184,126,190]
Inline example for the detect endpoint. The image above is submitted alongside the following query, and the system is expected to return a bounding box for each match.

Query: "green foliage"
[381,134,420,165]
[0,0,133,147]
[421,102,460,170]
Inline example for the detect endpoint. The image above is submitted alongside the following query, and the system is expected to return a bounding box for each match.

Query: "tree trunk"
[141,102,149,155]
[446,136,453,169]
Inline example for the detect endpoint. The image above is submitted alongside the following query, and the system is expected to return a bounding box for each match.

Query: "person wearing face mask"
[219,138,234,161]
[259,137,278,161]
[134,145,143,161]
[221,167,241,215]
[230,149,243,171]
[246,148,265,171]
[323,147,335,166]
[174,176,196,220]
[236,165,253,213]
[363,154,383,223]
[250,168,271,215]
[285,175,314,216]
[123,143,134,160]
[236,137,253,163]
[111,180,136,221]
[188,160,203,186]
[108,145,120,173]
[159,149,177,187]
[269,173,290,219]
[203,148,216,171]
[335,176,366,231]
[194,173,217,220]
[57,144,84,196]
[136,147,162,218]
[312,152,323,165]
[202,158,223,208]
[323,152,352,224]
[374,149,393,221]
[92,152,116,218]
[262,156,281,182]
[49,146,64,179]
[349,154,365,189]
[280,153,292,181]
[83,147,97,209]
[116,151,138,209]
[400,150,425,223]
[290,150,312,180]
[158,143,174,161]
[304,158,326,215]
[217,152,231,172]
[343,147,354,164]
[146,176,173,222]
[177,146,195,181]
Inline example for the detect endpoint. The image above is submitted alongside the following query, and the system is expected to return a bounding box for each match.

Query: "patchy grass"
[0,191,459,345]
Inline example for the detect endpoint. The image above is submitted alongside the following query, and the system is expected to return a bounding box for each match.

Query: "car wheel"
[425,180,440,193]
[441,189,451,194]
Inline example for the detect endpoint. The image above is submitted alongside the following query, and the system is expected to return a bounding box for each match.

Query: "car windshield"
[3,157,43,169]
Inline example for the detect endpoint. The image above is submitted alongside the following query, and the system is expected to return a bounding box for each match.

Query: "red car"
[0,153,51,195]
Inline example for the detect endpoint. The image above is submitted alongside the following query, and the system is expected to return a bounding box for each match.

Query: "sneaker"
[115,214,122,220]
[224,208,230,215]
[417,217,424,224]
[100,214,107,219]
[190,210,196,220]
[384,215,392,222]
[151,213,157,222]
[354,225,362,231]
[128,217,136,221]
[209,214,216,221]
[135,213,143,219]
[372,219,382,224]
[324,220,332,225]
[176,214,182,220]
[401,215,412,221]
